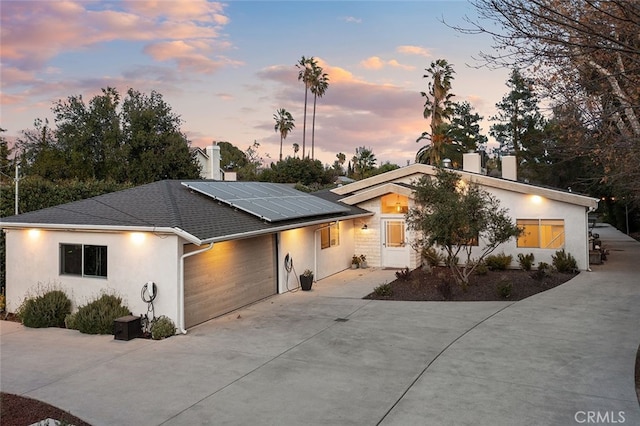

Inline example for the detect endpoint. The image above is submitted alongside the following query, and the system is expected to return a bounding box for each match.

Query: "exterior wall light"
[28,229,41,239]
[361,224,368,231]
[130,232,146,245]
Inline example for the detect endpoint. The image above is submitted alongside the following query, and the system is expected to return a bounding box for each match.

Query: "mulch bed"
[0,392,91,426]
[364,266,576,301]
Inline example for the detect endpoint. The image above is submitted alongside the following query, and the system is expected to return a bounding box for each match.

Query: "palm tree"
[273,108,295,161]
[296,56,317,159]
[292,143,299,158]
[352,146,377,180]
[416,59,455,166]
[309,63,329,160]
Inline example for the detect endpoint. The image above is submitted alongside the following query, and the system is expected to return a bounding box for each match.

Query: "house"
[1,153,598,332]
[331,153,599,271]
[1,181,371,331]
[192,143,237,181]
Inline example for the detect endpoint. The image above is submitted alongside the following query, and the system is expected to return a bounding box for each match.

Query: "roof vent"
[442,158,452,168]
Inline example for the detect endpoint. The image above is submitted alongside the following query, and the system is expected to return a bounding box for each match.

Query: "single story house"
[1,152,598,332]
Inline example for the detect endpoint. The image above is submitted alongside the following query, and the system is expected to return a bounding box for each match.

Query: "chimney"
[502,155,517,181]
[462,152,481,174]
[205,144,222,180]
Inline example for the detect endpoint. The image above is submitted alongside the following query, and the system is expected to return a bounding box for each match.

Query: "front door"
[381,219,409,268]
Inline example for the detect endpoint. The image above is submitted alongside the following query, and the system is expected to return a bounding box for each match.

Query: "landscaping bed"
[365,266,577,301]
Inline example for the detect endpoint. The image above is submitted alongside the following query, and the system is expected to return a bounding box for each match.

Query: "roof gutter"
[178,242,214,334]
[196,212,374,245]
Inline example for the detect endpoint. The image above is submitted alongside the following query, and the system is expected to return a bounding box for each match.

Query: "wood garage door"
[184,235,276,328]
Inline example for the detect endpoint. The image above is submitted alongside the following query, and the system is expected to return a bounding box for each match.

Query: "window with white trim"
[320,223,340,249]
[517,219,565,249]
[60,244,108,277]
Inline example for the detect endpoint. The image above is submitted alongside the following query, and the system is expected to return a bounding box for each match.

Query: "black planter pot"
[300,274,313,291]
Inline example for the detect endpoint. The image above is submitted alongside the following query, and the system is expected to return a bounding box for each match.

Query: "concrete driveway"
[1,224,639,425]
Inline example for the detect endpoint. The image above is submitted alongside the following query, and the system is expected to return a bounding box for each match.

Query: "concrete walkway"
[1,224,638,425]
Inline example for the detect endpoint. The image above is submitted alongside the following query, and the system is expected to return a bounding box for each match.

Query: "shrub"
[531,262,551,281]
[474,262,488,276]
[16,284,72,328]
[485,253,513,270]
[496,277,513,299]
[73,293,131,335]
[552,249,578,273]
[373,283,393,297]
[0,292,5,312]
[395,267,411,281]
[421,247,443,267]
[151,316,176,340]
[517,253,535,271]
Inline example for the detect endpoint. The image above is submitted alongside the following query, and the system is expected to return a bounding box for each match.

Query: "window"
[320,223,340,249]
[517,219,565,249]
[381,193,409,214]
[60,244,108,277]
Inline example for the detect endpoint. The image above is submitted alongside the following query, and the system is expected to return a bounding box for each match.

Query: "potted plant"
[351,255,360,269]
[300,269,314,291]
[359,254,368,268]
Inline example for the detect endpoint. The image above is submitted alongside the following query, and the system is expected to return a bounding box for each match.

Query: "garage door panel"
[184,235,276,328]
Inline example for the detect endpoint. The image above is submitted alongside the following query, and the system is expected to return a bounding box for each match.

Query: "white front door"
[381,219,409,268]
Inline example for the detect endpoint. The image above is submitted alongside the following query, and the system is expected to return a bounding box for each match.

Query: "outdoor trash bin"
[113,315,142,341]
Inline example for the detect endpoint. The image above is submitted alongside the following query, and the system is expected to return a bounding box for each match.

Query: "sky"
[0,0,511,169]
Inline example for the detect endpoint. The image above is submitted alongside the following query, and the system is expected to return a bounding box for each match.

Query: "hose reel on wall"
[283,253,299,291]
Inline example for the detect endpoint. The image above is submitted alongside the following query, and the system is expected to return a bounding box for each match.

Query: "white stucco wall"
[482,187,591,270]
[278,220,356,293]
[4,229,182,323]
[351,184,591,271]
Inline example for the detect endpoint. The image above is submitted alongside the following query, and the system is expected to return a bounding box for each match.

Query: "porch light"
[531,195,543,204]
[361,224,368,231]
[28,229,41,239]
[130,232,146,245]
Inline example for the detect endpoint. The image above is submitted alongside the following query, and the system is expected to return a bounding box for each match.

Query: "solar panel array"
[182,181,350,222]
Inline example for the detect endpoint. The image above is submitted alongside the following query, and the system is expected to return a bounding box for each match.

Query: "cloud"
[340,16,362,24]
[256,58,426,165]
[360,57,415,71]
[396,45,432,58]
[0,0,231,72]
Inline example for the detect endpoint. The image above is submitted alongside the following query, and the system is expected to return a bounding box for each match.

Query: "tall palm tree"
[309,63,329,160]
[296,56,317,159]
[292,143,299,158]
[417,59,455,166]
[273,108,295,161]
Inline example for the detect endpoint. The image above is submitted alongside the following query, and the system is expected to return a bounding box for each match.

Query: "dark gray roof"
[0,180,372,242]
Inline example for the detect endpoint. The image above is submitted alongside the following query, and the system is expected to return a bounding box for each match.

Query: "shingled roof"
[0,180,372,244]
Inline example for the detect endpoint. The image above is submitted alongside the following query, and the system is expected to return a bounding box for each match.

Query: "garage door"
[184,235,276,328]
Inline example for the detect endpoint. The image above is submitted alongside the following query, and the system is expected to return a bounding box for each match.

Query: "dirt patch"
[0,392,91,426]
[364,266,576,301]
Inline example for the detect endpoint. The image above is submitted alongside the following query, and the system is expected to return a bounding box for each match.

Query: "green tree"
[443,101,488,168]
[292,143,300,158]
[216,141,249,171]
[296,56,318,159]
[490,69,547,182]
[352,146,377,180]
[417,59,456,166]
[406,168,521,289]
[17,88,200,185]
[332,152,346,174]
[273,108,295,161]
[260,157,329,186]
[309,63,329,160]
[122,89,201,184]
[0,128,12,184]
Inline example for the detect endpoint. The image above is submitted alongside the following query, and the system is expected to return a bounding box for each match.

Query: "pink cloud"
[0,0,230,72]
[397,45,432,58]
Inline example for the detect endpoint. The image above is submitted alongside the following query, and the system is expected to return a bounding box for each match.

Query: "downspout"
[178,242,214,334]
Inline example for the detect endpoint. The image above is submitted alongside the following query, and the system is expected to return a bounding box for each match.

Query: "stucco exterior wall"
[4,229,181,323]
[278,220,355,293]
[482,187,590,269]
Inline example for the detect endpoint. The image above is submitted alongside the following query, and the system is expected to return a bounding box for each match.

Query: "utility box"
[113,315,142,341]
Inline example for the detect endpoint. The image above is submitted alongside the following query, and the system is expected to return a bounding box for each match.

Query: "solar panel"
[182,181,350,222]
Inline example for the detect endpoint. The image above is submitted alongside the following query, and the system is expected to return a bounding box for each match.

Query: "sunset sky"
[1,0,511,168]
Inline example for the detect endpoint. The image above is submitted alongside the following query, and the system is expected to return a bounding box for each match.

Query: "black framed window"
[60,244,107,278]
